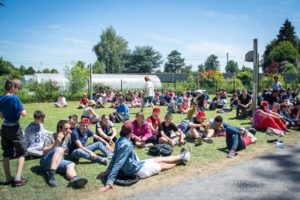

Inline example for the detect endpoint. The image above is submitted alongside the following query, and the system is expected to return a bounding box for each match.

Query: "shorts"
[135,159,161,179]
[143,96,154,103]
[40,148,74,173]
[185,128,205,139]
[1,124,27,158]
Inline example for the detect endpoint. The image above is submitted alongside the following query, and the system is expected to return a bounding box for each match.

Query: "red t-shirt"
[80,97,88,105]
[242,136,252,147]
[146,116,161,129]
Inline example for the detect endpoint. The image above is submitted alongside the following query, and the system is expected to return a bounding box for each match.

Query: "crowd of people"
[1,75,300,192]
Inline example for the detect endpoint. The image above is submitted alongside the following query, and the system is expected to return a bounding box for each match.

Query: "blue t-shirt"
[116,103,130,119]
[68,127,93,154]
[0,95,24,123]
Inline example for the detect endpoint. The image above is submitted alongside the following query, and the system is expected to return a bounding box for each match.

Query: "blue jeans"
[225,125,245,151]
[40,148,73,173]
[70,141,112,163]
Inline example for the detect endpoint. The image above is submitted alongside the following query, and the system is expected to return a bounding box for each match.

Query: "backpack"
[178,120,190,133]
[148,144,173,156]
[114,171,140,186]
[167,102,177,113]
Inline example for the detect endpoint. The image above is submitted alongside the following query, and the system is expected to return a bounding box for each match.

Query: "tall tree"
[181,65,193,74]
[197,64,205,73]
[277,19,297,47]
[64,61,88,93]
[92,60,106,74]
[225,60,239,74]
[42,68,50,73]
[164,50,185,73]
[0,57,21,78]
[50,69,59,73]
[204,54,220,71]
[93,26,129,73]
[25,66,36,74]
[19,65,26,75]
[124,46,162,73]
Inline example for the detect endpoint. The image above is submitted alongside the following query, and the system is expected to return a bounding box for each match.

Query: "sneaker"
[181,146,191,162]
[100,158,108,166]
[0,177,14,185]
[12,177,29,187]
[227,150,235,158]
[194,137,203,146]
[46,171,58,187]
[203,137,213,144]
[68,176,88,188]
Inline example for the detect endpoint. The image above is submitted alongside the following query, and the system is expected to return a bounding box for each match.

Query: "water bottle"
[275,141,284,149]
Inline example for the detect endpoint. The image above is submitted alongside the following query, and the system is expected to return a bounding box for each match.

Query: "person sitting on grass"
[81,100,100,124]
[131,112,153,148]
[68,118,113,165]
[109,97,130,123]
[182,111,208,146]
[253,101,287,134]
[24,110,52,157]
[158,113,185,146]
[97,122,191,192]
[94,114,117,152]
[68,114,78,131]
[40,120,88,188]
[236,89,252,119]
[54,94,67,108]
[280,102,300,129]
[225,125,257,158]
[206,116,227,143]
[78,93,89,109]
[178,97,190,114]
[146,107,161,143]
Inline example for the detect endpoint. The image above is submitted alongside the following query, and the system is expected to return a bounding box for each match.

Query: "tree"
[42,68,50,73]
[124,46,162,73]
[197,64,205,73]
[280,61,297,73]
[64,61,88,93]
[0,57,21,78]
[25,66,36,74]
[225,60,239,74]
[277,19,297,47]
[93,26,129,73]
[19,65,26,75]
[262,39,277,70]
[204,54,219,71]
[268,41,300,72]
[164,50,185,73]
[236,66,253,88]
[92,60,105,74]
[50,69,59,73]
[181,65,193,74]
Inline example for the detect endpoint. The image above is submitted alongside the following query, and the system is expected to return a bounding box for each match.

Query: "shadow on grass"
[217,147,228,154]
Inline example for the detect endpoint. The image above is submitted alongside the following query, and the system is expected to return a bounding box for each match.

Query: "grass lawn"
[1,101,300,200]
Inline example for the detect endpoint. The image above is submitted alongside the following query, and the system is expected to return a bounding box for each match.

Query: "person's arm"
[96,127,110,143]
[21,109,27,117]
[43,133,64,155]
[74,139,97,160]
[89,107,99,118]
[141,123,152,141]
[109,127,117,140]
[188,122,203,128]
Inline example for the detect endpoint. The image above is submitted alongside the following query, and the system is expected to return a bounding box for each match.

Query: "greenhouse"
[32,73,162,90]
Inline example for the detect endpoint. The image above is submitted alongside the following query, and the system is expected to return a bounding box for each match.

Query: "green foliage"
[197,64,205,73]
[124,46,162,73]
[268,41,300,71]
[236,68,252,89]
[164,50,185,73]
[181,65,193,74]
[93,83,112,92]
[223,78,244,92]
[25,66,36,74]
[277,19,297,47]
[259,74,285,91]
[50,68,59,73]
[92,60,106,74]
[26,81,59,102]
[225,60,239,74]
[280,61,297,73]
[204,54,220,71]
[93,26,129,73]
[0,57,22,78]
[64,61,89,94]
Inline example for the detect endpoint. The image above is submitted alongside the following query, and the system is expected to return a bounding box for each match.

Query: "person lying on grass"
[225,125,257,158]
[40,120,87,188]
[158,113,185,146]
[98,122,191,192]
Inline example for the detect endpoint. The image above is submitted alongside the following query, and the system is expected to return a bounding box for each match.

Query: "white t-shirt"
[144,81,154,97]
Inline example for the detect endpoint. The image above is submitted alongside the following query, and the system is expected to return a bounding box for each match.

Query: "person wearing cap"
[141,76,155,112]
[131,112,153,147]
[68,118,113,165]
[78,93,89,109]
[94,114,117,152]
[253,101,287,133]
[81,100,100,123]
[271,75,282,91]
[98,122,191,192]
[40,120,88,188]
[158,113,185,146]
[109,97,130,123]
[185,111,208,146]
[146,107,161,142]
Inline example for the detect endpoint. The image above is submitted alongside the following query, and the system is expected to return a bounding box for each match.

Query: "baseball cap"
[153,107,161,112]
[261,101,269,106]
[197,112,206,119]
[80,118,91,125]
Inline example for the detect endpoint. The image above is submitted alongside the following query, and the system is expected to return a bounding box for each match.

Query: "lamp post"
[245,39,259,126]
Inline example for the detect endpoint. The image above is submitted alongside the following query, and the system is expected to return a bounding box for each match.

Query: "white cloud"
[148,34,184,46]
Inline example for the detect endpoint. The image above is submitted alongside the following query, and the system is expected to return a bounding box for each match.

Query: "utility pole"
[226,52,229,66]
[89,63,92,100]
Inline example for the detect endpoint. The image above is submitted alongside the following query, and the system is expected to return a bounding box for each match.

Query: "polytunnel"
[32,73,162,90]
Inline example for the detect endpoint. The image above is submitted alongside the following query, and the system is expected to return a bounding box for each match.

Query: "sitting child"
[54,94,67,108]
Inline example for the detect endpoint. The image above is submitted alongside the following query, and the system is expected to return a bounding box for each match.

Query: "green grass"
[1,101,300,200]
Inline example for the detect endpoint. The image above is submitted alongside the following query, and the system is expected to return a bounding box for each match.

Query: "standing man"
[141,76,155,112]
[271,75,282,91]
[0,79,28,186]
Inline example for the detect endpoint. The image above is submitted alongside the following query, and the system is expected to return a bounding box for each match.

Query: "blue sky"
[0,0,299,72]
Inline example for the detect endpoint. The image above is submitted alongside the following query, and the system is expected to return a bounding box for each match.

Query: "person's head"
[68,114,78,128]
[83,93,87,97]
[164,113,173,125]
[144,75,150,82]
[196,111,206,122]
[101,114,110,125]
[118,97,124,104]
[135,112,145,124]
[4,79,22,94]
[33,110,45,123]
[120,122,133,138]
[88,100,96,107]
[280,103,288,111]
[272,89,279,96]
[274,75,279,81]
[152,107,161,118]
[79,118,91,133]
[214,116,223,126]
[242,89,248,95]
[56,120,71,136]
[261,100,269,110]
[272,102,280,112]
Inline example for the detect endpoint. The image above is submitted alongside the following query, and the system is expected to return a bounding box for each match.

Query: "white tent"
[32,73,162,90]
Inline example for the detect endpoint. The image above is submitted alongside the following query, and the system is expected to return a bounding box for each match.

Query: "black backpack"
[148,144,173,156]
